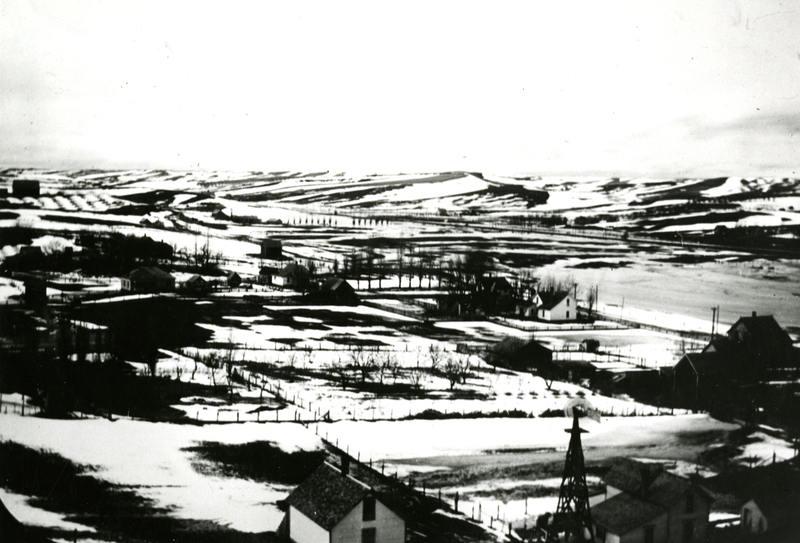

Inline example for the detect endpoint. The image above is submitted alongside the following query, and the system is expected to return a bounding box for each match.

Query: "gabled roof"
[702,336,750,363]
[537,290,571,310]
[604,459,710,510]
[185,274,206,284]
[728,315,792,348]
[278,263,309,277]
[491,336,552,356]
[128,266,173,279]
[321,277,353,292]
[285,462,371,531]
[259,266,280,276]
[592,492,665,535]
[678,352,730,379]
[478,276,513,292]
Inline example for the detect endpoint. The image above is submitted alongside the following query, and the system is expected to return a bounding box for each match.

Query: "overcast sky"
[1,1,798,177]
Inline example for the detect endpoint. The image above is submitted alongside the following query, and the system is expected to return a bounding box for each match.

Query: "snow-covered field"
[1,169,798,539]
[0,412,321,533]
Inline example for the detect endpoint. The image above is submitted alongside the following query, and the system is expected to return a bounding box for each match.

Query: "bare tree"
[145,351,159,379]
[408,368,424,389]
[377,351,399,385]
[349,346,377,383]
[192,231,223,270]
[204,352,221,386]
[427,344,445,371]
[328,357,350,389]
[442,353,473,390]
[585,285,597,314]
[41,239,65,256]
[303,346,314,368]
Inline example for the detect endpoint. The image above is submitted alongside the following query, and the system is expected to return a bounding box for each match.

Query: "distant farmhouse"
[536,289,577,322]
[12,179,40,197]
[673,313,800,405]
[182,274,208,292]
[260,239,282,259]
[592,458,712,543]
[515,288,578,322]
[272,263,310,289]
[280,462,405,543]
[121,266,175,293]
[312,277,358,305]
[485,336,555,374]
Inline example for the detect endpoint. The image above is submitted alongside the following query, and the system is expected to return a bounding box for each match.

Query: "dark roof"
[278,263,309,277]
[592,492,665,535]
[128,266,173,279]
[604,459,709,509]
[261,239,282,247]
[479,276,513,292]
[259,266,280,276]
[492,336,552,356]
[537,290,571,310]
[285,462,371,530]
[321,277,353,292]
[728,315,792,348]
[702,336,751,363]
[185,274,205,284]
[678,352,730,378]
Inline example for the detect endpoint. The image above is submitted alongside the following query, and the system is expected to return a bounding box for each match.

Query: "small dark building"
[485,336,557,375]
[581,339,600,353]
[473,275,516,314]
[12,180,40,197]
[121,266,175,292]
[183,274,208,291]
[226,271,242,288]
[24,278,47,311]
[313,277,358,305]
[260,239,282,259]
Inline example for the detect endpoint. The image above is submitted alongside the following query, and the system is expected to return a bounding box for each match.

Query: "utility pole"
[711,307,717,337]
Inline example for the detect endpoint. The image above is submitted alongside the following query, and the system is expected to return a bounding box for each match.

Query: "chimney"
[340,454,350,476]
[752,311,757,318]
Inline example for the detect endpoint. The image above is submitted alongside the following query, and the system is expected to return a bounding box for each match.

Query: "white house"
[536,290,577,322]
[272,263,310,289]
[592,459,711,543]
[282,462,405,543]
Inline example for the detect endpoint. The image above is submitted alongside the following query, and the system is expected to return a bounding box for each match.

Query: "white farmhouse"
[536,290,577,322]
[281,462,405,543]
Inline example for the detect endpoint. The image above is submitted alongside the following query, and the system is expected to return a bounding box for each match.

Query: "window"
[685,493,694,513]
[362,496,376,521]
[644,525,655,543]
[683,520,694,543]
[567,299,570,306]
[566,311,570,319]
[362,527,376,543]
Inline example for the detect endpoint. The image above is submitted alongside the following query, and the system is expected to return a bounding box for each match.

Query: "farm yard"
[1,169,799,542]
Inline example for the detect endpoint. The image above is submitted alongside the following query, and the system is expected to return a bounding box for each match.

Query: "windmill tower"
[551,398,600,543]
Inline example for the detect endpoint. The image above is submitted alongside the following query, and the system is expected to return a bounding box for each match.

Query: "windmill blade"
[564,397,601,422]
